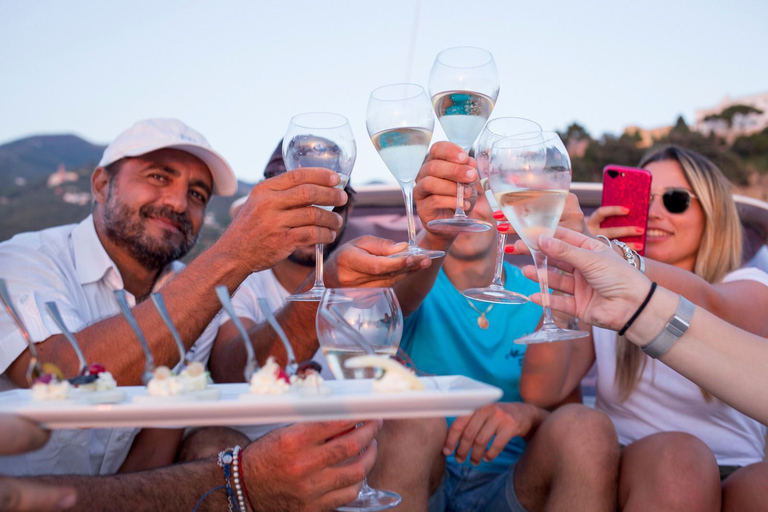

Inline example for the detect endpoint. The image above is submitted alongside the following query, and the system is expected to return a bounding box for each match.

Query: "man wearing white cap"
[0,118,411,506]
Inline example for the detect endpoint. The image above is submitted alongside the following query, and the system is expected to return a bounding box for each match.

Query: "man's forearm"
[29,457,226,512]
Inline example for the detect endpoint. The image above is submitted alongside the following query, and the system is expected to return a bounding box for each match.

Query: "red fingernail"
[504,246,515,254]
[622,207,630,213]
[635,227,644,234]
[492,211,505,220]
[497,223,509,232]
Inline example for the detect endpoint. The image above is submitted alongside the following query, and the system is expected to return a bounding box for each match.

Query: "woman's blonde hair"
[614,145,743,401]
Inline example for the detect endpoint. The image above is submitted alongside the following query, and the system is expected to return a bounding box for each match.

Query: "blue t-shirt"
[401,262,542,472]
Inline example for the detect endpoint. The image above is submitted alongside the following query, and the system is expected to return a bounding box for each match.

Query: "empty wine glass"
[316,287,403,511]
[427,46,498,233]
[282,113,356,301]
[462,117,542,304]
[488,132,589,343]
[367,83,444,259]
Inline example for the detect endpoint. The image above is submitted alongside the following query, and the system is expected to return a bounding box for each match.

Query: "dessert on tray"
[345,355,424,392]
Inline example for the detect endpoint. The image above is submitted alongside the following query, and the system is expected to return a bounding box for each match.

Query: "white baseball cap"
[98,118,237,196]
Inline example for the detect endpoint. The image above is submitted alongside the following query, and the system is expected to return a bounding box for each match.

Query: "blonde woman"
[521,146,768,512]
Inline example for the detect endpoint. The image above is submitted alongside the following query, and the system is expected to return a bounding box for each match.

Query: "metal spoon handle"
[258,298,298,375]
[215,286,258,382]
[321,306,376,355]
[150,293,188,369]
[114,289,156,383]
[0,278,44,379]
[44,302,88,375]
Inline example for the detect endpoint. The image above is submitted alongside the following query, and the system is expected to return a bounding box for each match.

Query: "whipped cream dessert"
[146,362,212,397]
[249,357,292,394]
[78,371,118,392]
[345,355,424,392]
[31,378,71,400]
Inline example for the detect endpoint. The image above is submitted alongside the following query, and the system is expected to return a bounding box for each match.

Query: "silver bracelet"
[640,295,695,359]
[611,239,636,269]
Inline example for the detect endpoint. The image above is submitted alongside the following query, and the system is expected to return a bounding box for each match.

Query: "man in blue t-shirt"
[403,146,620,512]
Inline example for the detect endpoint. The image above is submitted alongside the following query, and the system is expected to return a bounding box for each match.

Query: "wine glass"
[316,287,403,511]
[488,132,589,343]
[282,113,356,301]
[462,117,542,304]
[427,46,498,233]
[366,83,444,259]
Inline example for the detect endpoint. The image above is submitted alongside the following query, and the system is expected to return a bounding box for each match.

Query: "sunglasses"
[650,188,697,214]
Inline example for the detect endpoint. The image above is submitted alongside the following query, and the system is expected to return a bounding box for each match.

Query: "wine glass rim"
[370,83,426,101]
[493,131,560,149]
[435,46,494,68]
[485,117,543,137]
[289,112,350,130]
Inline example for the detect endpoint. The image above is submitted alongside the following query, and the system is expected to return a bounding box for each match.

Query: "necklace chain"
[464,298,493,329]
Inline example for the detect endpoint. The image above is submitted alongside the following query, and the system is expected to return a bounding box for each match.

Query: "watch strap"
[640,295,695,359]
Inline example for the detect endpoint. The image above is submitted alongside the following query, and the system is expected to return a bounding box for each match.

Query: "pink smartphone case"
[600,165,651,255]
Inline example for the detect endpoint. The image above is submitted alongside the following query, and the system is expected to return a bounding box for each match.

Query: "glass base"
[427,216,492,233]
[388,245,445,260]
[462,286,529,304]
[285,286,325,302]
[336,488,402,512]
[515,326,590,344]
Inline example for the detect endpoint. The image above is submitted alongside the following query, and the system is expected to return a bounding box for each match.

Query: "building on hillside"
[47,164,79,188]
[623,125,672,148]
[694,92,768,143]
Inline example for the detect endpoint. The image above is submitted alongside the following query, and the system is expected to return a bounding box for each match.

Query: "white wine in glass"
[462,117,542,304]
[489,132,589,343]
[282,113,355,301]
[367,83,445,259]
[427,46,499,233]
[316,287,404,511]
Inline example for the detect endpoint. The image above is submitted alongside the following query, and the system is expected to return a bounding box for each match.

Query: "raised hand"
[222,168,347,273]
[324,236,432,289]
[586,206,644,250]
[414,142,479,240]
[443,403,543,466]
[241,420,379,512]
[519,227,651,331]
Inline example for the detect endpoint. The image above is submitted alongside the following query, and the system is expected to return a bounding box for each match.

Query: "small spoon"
[150,293,189,374]
[114,289,156,385]
[0,278,45,385]
[257,298,299,376]
[320,306,376,356]
[44,302,97,385]
[215,286,258,382]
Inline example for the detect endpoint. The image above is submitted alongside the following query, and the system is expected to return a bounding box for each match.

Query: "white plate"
[0,376,501,429]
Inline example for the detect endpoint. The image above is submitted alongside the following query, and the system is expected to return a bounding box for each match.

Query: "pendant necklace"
[465,298,493,330]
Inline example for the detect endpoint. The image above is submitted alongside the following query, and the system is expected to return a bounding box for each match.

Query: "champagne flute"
[462,117,542,304]
[282,113,356,302]
[366,83,444,259]
[316,287,403,511]
[488,132,589,343]
[427,46,498,233]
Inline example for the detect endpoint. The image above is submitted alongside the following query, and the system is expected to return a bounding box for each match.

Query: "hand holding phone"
[591,165,652,255]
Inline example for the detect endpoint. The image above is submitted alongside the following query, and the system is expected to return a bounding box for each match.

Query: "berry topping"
[276,367,291,384]
[86,363,106,376]
[42,362,64,381]
[297,360,322,377]
[34,373,54,385]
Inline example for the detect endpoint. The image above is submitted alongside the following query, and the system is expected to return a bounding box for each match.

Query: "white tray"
[0,376,502,429]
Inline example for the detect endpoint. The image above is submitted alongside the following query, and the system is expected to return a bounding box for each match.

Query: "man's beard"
[287,226,346,267]
[102,189,197,271]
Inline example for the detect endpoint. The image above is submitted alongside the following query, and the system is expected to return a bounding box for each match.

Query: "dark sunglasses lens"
[663,191,690,213]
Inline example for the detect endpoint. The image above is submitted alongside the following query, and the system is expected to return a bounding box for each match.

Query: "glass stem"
[401,181,418,247]
[491,230,507,287]
[313,243,325,289]
[454,181,467,217]
[358,478,375,497]
[531,249,557,329]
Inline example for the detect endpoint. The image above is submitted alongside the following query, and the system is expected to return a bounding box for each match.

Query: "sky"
[1,0,767,186]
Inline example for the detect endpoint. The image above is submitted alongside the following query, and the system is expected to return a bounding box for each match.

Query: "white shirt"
[230,268,332,380]
[0,215,219,476]
[593,268,768,466]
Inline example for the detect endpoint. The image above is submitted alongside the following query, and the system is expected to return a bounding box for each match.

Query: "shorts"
[428,461,528,512]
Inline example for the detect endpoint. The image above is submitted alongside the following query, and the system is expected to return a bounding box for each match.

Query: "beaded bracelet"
[232,446,248,512]
[218,447,241,512]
